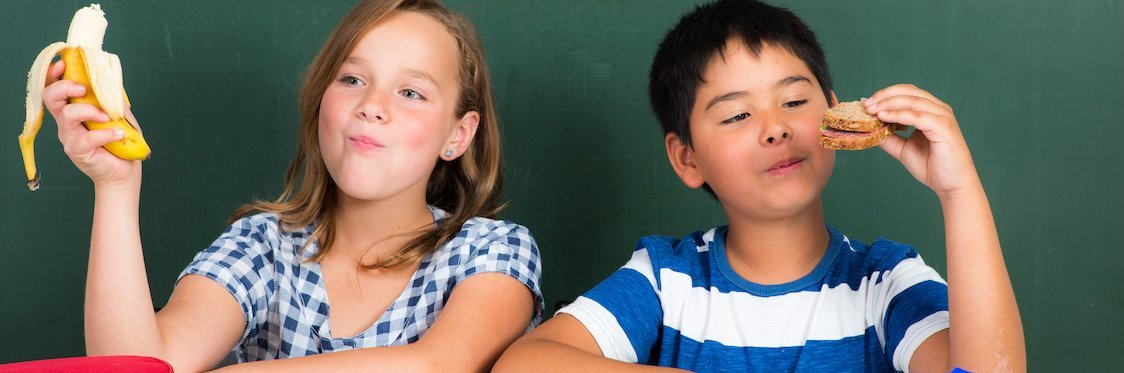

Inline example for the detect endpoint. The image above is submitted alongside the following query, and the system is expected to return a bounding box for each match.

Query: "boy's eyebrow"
[704,75,813,111]
[775,75,812,89]
[704,91,746,111]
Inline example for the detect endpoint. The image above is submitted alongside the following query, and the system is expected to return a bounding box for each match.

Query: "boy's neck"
[330,189,434,264]
[722,202,830,286]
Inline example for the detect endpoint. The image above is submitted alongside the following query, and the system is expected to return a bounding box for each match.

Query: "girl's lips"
[349,135,384,150]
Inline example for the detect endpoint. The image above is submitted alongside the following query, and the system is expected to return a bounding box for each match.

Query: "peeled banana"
[19,3,150,191]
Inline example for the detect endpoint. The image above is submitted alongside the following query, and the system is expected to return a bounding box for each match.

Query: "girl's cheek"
[404,111,448,147]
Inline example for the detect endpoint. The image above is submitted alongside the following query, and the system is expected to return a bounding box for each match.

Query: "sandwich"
[819,100,905,150]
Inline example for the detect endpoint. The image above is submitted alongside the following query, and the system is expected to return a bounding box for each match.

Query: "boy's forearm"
[938,182,1026,371]
[494,339,687,373]
[85,185,164,357]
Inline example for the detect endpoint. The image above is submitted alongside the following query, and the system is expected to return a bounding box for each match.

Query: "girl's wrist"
[94,179,141,200]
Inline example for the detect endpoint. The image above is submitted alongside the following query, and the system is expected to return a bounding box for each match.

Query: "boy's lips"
[767,157,803,174]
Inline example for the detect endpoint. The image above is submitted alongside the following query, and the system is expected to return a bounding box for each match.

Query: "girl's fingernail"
[113,129,124,139]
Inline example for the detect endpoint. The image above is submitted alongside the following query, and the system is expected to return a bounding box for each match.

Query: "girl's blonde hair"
[231,0,503,269]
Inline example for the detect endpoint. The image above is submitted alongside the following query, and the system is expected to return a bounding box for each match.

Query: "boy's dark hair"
[648,0,833,147]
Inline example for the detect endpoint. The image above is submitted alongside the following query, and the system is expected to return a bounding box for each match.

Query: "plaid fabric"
[178,206,542,361]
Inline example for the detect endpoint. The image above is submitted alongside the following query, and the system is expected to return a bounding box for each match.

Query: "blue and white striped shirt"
[558,225,948,372]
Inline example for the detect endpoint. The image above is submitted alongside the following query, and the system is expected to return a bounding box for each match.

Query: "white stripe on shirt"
[561,296,639,362]
[659,256,945,348]
[867,256,948,348]
[895,311,950,372]
[621,248,659,295]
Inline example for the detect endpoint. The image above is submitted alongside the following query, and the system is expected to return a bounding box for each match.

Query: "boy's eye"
[722,112,750,124]
[400,88,425,101]
[783,99,808,108]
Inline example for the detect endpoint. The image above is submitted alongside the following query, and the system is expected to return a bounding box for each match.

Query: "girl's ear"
[441,111,480,160]
[665,132,705,189]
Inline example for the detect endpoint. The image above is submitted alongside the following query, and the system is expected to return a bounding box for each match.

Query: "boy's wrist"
[935,179,986,206]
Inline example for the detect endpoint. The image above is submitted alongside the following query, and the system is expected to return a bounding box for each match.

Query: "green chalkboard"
[1,1,1120,370]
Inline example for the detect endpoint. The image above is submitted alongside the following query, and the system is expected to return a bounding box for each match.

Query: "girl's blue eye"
[722,112,749,124]
[339,75,362,86]
[784,100,808,108]
[401,89,425,101]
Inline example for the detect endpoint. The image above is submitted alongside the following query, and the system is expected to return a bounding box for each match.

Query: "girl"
[42,0,542,371]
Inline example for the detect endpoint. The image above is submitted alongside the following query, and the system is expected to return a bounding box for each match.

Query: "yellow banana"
[18,3,150,191]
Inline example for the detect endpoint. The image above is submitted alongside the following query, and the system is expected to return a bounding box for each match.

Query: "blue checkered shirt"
[177,206,543,361]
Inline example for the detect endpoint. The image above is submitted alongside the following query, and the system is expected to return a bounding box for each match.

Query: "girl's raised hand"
[866,84,981,198]
[42,60,142,190]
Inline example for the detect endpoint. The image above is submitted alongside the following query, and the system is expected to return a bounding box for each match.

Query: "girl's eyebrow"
[405,69,440,89]
[339,56,439,89]
[343,56,366,66]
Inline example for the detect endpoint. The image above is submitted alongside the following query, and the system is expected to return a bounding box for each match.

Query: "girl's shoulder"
[429,207,539,262]
[217,211,316,260]
[227,211,316,238]
[444,215,534,249]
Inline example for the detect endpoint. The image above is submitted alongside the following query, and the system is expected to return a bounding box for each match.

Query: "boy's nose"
[758,112,792,146]
[766,132,789,144]
[761,126,791,146]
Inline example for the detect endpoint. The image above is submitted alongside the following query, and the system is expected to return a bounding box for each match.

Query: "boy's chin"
[719,187,825,221]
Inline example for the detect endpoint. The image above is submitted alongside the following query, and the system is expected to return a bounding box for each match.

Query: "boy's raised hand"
[42,60,142,190]
[865,84,980,197]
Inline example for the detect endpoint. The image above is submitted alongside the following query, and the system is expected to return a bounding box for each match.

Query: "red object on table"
[0,356,173,372]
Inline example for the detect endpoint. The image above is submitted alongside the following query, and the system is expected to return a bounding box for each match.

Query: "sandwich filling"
[818,100,899,150]
[820,125,884,139]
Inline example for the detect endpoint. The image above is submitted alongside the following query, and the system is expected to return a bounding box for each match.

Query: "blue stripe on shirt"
[584,267,663,363]
[884,280,950,359]
[644,227,924,297]
[657,325,894,372]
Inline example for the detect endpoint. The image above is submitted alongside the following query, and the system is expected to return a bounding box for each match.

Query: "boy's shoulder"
[631,225,930,290]
[828,227,939,291]
[832,227,926,271]
[635,227,721,260]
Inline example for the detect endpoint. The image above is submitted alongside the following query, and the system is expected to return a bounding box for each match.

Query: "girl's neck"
[722,201,830,285]
[330,189,434,263]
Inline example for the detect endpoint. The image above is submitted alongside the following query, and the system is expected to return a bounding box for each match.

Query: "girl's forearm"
[85,184,164,356]
[939,182,1026,371]
[212,343,437,372]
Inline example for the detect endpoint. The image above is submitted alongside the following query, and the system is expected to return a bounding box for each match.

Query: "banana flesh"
[19,4,150,191]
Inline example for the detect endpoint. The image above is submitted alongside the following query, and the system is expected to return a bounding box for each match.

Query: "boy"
[496,0,1025,372]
